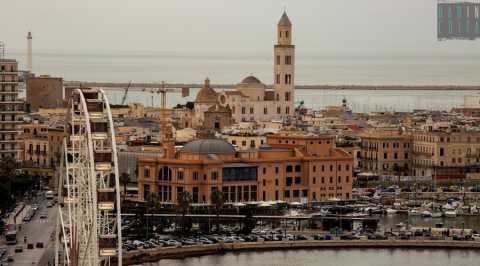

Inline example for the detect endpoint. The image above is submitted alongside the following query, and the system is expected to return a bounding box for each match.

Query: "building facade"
[359,130,412,176]
[137,133,353,204]
[26,75,64,111]
[194,12,295,126]
[0,59,24,162]
[412,130,480,182]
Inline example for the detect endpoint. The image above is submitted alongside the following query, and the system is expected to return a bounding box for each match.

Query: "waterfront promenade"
[122,240,480,265]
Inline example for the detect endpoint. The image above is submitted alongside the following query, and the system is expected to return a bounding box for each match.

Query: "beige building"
[412,130,480,181]
[194,12,295,126]
[359,130,412,176]
[26,75,64,110]
[222,133,267,151]
[0,59,24,162]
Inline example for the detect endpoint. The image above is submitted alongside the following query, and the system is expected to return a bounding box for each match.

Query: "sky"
[3,0,480,57]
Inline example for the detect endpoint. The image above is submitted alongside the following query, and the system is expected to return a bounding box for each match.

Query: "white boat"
[431,212,442,218]
[386,208,397,215]
[421,210,432,217]
[408,209,420,216]
[444,210,457,218]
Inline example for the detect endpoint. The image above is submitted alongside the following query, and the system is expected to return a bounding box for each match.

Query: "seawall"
[122,240,480,265]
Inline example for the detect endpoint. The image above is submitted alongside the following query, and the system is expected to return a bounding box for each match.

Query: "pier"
[63,81,480,91]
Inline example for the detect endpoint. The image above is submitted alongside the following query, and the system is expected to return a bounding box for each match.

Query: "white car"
[472,234,480,241]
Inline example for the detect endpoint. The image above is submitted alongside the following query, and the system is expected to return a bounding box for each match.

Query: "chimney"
[27,31,32,72]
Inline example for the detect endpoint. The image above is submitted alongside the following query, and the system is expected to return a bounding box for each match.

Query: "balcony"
[0,119,23,123]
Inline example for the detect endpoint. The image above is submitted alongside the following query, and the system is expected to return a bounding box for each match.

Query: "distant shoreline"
[64,81,480,91]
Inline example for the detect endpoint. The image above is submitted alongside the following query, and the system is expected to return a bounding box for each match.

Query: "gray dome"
[241,75,262,84]
[180,139,235,154]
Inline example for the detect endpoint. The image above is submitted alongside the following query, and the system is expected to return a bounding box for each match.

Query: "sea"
[9,51,480,113]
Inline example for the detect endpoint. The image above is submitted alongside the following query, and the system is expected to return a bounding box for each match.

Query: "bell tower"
[274,11,295,119]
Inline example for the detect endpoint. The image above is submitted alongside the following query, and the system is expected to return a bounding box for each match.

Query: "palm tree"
[210,191,225,233]
[119,172,130,201]
[176,191,192,233]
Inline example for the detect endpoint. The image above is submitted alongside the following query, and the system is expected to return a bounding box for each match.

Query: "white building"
[194,12,296,125]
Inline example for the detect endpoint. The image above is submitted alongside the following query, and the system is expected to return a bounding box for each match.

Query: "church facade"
[194,12,296,126]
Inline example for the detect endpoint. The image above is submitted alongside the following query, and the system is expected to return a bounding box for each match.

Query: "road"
[6,197,58,266]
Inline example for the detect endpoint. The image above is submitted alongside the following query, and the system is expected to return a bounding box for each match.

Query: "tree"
[210,191,225,233]
[146,192,161,213]
[176,191,192,234]
[119,172,130,201]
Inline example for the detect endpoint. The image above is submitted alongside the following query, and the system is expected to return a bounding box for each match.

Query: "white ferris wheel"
[55,88,123,266]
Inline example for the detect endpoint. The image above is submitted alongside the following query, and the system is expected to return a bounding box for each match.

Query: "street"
[5,197,57,266]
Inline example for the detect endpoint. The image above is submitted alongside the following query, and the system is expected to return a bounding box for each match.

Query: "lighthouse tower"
[273,11,295,119]
[27,31,32,72]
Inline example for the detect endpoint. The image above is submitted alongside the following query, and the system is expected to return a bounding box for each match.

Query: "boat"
[431,212,442,218]
[396,222,405,228]
[421,210,432,217]
[444,210,457,218]
[408,209,420,216]
[386,208,397,215]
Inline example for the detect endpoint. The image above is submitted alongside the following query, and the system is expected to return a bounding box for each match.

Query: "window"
[285,92,290,101]
[440,147,444,156]
[193,171,198,180]
[394,153,398,159]
[285,30,289,38]
[275,167,279,174]
[277,107,281,114]
[275,179,279,186]
[346,176,350,183]
[263,179,266,186]
[276,55,280,65]
[263,167,266,175]
[276,74,280,84]
[313,165,316,172]
[384,153,387,159]
[329,165,333,171]
[177,171,184,180]
[346,165,350,171]
[250,107,254,114]
[144,167,150,178]
[212,171,218,181]
[286,177,292,186]
[313,177,316,184]
[284,74,292,84]
[321,165,325,172]
[286,107,290,114]
[285,55,292,65]
[284,190,290,198]
[241,107,246,114]
[250,140,255,148]
[329,176,333,183]
[338,165,342,171]
[275,190,279,200]
[264,107,268,114]
[294,165,301,172]
[286,165,293,172]
[293,190,299,198]
[321,177,325,183]
[295,177,301,184]
[338,176,341,183]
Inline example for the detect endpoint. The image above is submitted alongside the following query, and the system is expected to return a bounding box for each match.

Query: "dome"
[195,78,219,103]
[240,75,262,85]
[180,139,235,154]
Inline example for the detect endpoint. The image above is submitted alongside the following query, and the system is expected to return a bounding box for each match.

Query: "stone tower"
[274,11,295,119]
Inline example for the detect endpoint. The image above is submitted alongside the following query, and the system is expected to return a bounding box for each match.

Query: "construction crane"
[120,81,132,105]
[158,81,175,157]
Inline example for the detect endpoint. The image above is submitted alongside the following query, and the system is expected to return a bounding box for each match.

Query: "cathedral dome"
[241,75,262,85]
[180,139,235,154]
[195,78,219,103]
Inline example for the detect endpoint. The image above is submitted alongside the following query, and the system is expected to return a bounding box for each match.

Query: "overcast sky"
[3,0,480,56]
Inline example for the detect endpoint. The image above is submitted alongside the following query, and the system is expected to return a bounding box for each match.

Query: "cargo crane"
[120,81,132,105]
